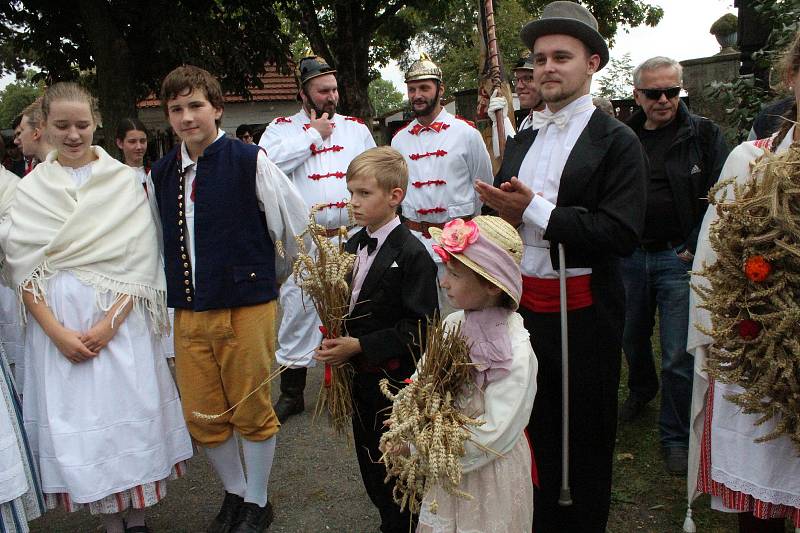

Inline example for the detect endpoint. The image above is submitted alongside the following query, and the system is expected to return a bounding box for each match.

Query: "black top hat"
[297,56,336,86]
[520,1,609,70]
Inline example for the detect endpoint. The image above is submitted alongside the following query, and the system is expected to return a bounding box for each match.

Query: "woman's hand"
[53,327,98,363]
[80,317,117,353]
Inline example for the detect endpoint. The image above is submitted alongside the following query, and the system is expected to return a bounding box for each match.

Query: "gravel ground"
[29,364,381,533]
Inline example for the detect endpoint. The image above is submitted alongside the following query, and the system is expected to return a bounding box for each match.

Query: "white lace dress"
[21,163,192,514]
[417,311,537,533]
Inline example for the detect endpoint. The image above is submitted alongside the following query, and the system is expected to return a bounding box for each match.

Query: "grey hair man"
[621,55,729,475]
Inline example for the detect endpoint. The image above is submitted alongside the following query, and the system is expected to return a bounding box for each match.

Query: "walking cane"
[557,242,573,506]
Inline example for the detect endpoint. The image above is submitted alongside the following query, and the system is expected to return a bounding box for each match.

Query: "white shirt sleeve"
[522,194,557,231]
[144,170,164,260]
[258,121,324,176]
[460,320,538,473]
[254,150,310,283]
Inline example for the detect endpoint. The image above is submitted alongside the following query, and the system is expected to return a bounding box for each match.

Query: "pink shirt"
[349,216,401,312]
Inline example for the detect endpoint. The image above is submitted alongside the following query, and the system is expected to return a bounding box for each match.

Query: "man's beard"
[412,96,438,118]
[303,89,337,117]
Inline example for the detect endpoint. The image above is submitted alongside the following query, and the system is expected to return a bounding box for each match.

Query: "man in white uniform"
[259,56,376,422]
[391,55,493,309]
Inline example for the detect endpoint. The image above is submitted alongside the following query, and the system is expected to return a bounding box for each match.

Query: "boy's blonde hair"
[346,146,408,192]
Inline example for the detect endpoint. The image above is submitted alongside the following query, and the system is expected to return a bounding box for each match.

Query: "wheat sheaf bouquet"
[696,142,800,453]
[292,206,357,435]
[378,317,484,514]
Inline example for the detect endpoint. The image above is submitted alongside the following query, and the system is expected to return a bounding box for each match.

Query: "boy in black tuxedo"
[314,146,438,533]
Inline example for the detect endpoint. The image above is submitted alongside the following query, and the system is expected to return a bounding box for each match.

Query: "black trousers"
[351,371,416,533]
[519,305,622,533]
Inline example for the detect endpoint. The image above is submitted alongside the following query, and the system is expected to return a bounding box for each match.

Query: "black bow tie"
[359,236,378,255]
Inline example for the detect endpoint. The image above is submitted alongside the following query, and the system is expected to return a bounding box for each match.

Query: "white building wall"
[138,100,299,135]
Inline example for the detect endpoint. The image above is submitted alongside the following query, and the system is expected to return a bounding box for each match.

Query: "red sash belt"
[520,274,593,313]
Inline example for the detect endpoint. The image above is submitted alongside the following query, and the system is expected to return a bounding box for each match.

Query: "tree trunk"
[331,4,374,125]
[78,0,138,156]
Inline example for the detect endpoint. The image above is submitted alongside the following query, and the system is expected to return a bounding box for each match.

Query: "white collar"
[180,129,226,169]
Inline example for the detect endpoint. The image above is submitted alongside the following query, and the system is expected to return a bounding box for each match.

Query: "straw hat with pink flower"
[429,216,523,308]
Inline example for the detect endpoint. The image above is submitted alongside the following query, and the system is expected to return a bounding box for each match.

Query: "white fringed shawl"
[2,146,167,332]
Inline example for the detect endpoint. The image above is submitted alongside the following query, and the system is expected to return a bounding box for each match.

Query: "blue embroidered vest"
[151,135,278,311]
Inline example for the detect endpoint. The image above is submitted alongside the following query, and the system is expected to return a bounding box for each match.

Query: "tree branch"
[373,1,406,30]
[297,0,334,64]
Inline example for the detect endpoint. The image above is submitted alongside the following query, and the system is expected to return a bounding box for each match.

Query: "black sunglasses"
[637,86,681,100]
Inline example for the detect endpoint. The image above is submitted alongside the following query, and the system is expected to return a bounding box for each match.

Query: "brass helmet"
[405,53,442,83]
[296,55,336,86]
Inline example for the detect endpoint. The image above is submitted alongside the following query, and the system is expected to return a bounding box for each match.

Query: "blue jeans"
[621,247,694,449]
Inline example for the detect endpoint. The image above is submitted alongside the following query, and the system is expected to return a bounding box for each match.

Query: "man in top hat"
[476,2,647,531]
[259,55,376,422]
[391,54,493,309]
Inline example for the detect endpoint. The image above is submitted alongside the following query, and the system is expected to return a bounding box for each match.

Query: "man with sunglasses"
[621,56,729,475]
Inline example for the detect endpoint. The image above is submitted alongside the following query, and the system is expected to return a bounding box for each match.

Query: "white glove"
[487,92,508,123]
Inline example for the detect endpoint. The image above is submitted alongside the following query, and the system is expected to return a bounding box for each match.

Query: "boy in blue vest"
[315,147,438,533]
[148,65,308,533]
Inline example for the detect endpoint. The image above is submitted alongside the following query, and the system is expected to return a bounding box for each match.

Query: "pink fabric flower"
[440,218,479,253]
[432,245,450,263]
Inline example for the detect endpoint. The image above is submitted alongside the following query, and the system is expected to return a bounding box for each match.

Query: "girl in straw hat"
[418,215,538,532]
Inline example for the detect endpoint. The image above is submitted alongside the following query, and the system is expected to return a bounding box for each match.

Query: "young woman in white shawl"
[0,82,192,533]
[684,34,800,533]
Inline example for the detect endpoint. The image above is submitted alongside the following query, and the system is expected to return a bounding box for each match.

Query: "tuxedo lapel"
[495,128,538,187]
[556,110,607,207]
[356,225,404,301]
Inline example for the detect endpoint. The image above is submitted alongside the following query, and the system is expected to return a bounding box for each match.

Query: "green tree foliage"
[0,1,291,151]
[400,0,663,97]
[596,53,634,99]
[279,0,662,117]
[0,70,44,128]
[369,78,405,116]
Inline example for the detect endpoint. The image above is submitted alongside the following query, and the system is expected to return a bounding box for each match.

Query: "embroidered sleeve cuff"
[522,195,556,230]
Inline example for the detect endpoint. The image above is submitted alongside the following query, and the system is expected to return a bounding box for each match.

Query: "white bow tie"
[529,110,569,130]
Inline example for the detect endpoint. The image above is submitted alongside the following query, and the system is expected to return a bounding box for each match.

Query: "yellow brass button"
[184,280,190,285]
[183,263,189,268]
[185,288,191,294]
[187,296,192,302]
[250,272,256,279]
[184,271,190,276]
[178,219,183,226]
[178,194,183,200]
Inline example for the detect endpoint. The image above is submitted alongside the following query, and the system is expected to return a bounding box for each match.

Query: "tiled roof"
[137,63,297,109]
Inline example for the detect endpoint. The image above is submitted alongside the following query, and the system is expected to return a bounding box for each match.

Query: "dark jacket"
[495,108,648,336]
[627,100,729,254]
[344,223,439,378]
[151,136,278,311]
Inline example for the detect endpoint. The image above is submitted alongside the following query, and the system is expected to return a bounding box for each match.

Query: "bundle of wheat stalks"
[697,143,800,452]
[379,317,484,514]
[292,206,357,435]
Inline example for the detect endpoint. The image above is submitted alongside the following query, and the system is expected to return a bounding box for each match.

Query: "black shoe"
[231,501,274,533]
[125,526,151,533]
[618,396,649,423]
[207,492,244,533]
[663,447,688,475]
[273,367,307,423]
